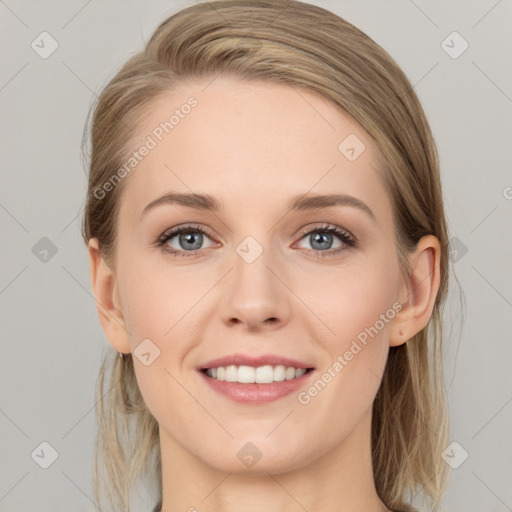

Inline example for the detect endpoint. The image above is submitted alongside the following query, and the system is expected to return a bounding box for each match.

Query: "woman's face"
[105,76,408,473]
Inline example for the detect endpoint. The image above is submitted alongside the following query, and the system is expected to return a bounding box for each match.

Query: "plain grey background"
[1,0,511,511]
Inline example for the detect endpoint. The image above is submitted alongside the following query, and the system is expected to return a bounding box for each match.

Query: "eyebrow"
[141,192,376,222]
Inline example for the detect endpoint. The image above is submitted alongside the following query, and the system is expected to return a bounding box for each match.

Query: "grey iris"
[311,232,332,250]
[181,232,203,250]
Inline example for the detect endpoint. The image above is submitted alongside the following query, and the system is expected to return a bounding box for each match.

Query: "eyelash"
[155,223,357,259]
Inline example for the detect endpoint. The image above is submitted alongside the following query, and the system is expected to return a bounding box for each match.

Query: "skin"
[88,76,441,512]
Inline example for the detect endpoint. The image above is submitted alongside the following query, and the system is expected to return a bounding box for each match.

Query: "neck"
[158,408,390,512]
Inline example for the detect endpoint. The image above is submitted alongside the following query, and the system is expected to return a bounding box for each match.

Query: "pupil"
[181,232,202,250]
[312,232,331,250]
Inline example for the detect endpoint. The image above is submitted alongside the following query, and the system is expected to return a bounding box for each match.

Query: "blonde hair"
[82,1,453,510]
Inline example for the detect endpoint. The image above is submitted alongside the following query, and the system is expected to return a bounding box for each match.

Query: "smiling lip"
[200,353,313,370]
[198,353,315,405]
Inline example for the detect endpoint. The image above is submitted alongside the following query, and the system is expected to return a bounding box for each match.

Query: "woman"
[82,1,451,511]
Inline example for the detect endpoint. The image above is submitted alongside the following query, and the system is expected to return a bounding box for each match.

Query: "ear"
[389,235,441,347]
[88,238,131,354]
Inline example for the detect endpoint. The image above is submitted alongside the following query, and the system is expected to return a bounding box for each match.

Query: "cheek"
[118,243,400,366]
[116,256,187,343]
[308,261,399,348]
[303,259,398,406]
[119,267,192,425]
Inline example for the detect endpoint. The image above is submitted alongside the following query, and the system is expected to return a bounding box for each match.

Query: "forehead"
[119,76,392,223]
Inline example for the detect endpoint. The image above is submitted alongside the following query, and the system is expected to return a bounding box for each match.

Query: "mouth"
[198,354,316,404]
[200,365,314,383]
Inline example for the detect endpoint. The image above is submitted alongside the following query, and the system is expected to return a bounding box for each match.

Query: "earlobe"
[389,235,441,347]
[87,238,131,353]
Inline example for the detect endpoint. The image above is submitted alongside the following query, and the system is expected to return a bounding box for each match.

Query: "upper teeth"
[205,365,307,383]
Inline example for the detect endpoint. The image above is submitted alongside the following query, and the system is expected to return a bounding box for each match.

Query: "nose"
[219,240,292,332]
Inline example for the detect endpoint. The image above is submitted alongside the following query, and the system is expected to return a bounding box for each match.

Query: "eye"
[156,224,217,257]
[155,222,356,258]
[294,223,356,257]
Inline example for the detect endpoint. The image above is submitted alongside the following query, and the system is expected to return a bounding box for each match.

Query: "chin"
[201,437,312,476]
